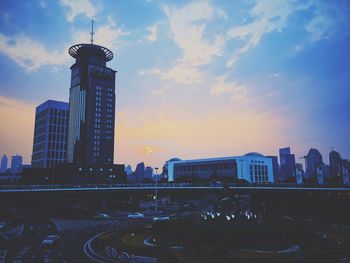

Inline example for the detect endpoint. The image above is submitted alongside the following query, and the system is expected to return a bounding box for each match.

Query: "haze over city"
[1,0,350,169]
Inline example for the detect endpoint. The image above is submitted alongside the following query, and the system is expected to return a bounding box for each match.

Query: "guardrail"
[0,183,349,193]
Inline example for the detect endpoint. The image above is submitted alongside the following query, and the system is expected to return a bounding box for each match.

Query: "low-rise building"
[166,152,274,183]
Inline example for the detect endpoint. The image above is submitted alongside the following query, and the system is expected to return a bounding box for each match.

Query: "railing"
[0,183,349,192]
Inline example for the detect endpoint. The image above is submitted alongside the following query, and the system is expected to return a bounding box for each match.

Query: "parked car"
[94,213,110,219]
[40,235,60,247]
[127,212,144,219]
[153,216,170,222]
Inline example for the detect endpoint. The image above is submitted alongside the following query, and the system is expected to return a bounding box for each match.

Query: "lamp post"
[155,167,159,213]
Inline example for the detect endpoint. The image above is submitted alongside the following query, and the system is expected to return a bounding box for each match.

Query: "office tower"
[329,150,342,181]
[67,37,116,165]
[305,148,323,182]
[279,147,296,182]
[266,156,279,182]
[1,154,7,174]
[134,162,145,182]
[316,163,325,185]
[341,160,350,185]
[125,165,133,176]
[11,155,23,174]
[295,163,304,184]
[31,100,69,168]
[145,166,153,180]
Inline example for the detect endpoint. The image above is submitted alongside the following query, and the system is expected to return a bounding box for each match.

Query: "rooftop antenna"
[90,20,94,45]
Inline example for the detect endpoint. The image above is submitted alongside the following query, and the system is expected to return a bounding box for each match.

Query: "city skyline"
[1,0,350,169]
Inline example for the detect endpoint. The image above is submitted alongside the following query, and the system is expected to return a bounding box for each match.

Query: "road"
[0,210,166,262]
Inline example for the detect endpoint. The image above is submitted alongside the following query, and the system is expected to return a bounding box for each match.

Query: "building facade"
[329,150,342,182]
[166,152,274,183]
[279,147,296,182]
[11,155,23,174]
[1,154,7,174]
[31,100,69,168]
[295,163,304,184]
[266,156,279,182]
[305,148,323,182]
[67,43,116,165]
[145,166,153,181]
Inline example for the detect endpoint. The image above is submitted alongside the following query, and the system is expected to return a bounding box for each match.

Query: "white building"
[166,152,274,183]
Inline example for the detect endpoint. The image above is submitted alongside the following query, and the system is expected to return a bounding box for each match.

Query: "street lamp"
[155,167,159,213]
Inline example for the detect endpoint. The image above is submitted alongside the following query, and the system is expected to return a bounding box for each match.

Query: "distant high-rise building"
[145,166,153,180]
[341,160,350,185]
[11,155,22,174]
[316,163,325,185]
[295,163,304,184]
[124,165,133,175]
[134,162,145,182]
[1,154,8,174]
[279,147,296,182]
[67,38,116,165]
[266,156,279,182]
[329,150,342,181]
[305,148,323,182]
[31,100,69,168]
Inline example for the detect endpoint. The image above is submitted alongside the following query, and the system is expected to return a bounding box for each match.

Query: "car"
[153,216,170,222]
[127,212,144,219]
[94,213,110,219]
[40,235,60,247]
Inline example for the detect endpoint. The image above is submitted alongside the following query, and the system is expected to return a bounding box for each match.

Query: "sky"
[0,0,349,170]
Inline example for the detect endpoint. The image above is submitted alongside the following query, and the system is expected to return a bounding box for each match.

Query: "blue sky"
[0,0,349,169]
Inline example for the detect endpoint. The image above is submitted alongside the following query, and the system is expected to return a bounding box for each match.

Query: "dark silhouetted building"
[67,42,116,165]
[295,163,304,184]
[1,154,7,174]
[145,166,153,181]
[329,150,342,182]
[279,147,296,182]
[266,156,279,182]
[11,155,22,174]
[133,162,145,182]
[31,100,69,168]
[341,160,350,185]
[125,165,133,175]
[305,148,323,183]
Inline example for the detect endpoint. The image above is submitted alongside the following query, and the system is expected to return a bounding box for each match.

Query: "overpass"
[0,183,349,195]
[1,184,349,219]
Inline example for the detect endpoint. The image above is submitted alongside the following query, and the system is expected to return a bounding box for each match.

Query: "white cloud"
[59,0,96,22]
[211,77,247,102]
[0,33,69,71]
[164,1,224,67]
[72,17,129,49]
[149,1,225,84]
[226,0,310,67]
[146,23,158,42]
[305,13,334,42]
[0,17,128,71]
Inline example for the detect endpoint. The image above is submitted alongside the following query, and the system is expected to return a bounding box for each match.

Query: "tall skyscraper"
[1,154,8,174]
[11,155,22,174]
[305,148,323,182]
[329,150,342,181]
[31,100,69,168]
[279,147,296,182]
[67,37,116,165]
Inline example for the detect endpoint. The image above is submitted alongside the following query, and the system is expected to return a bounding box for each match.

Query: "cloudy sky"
[0,0,349,169]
